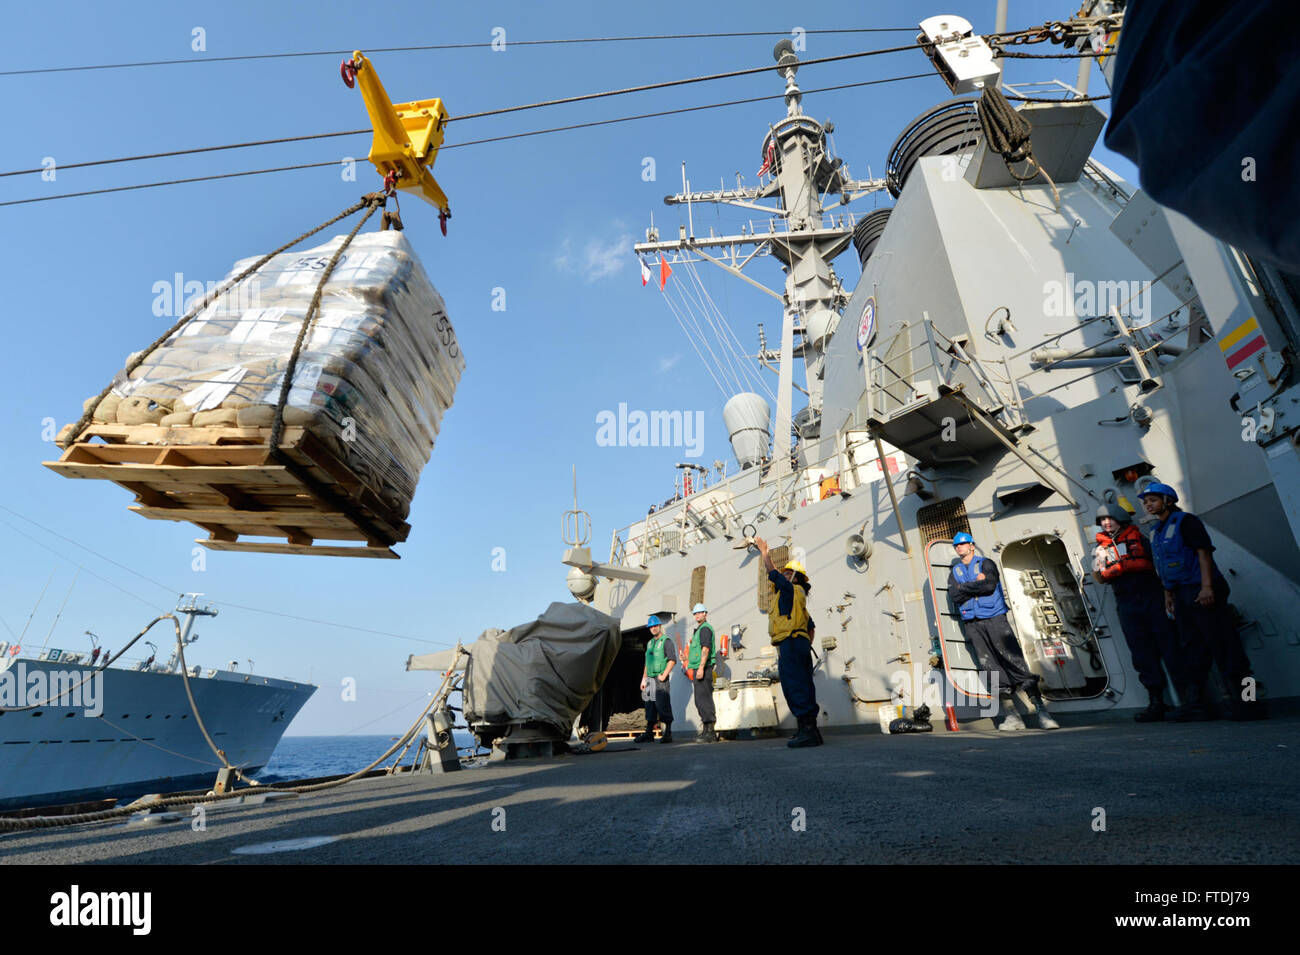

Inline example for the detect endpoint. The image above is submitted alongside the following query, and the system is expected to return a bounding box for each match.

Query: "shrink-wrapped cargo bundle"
[90,230,463,520]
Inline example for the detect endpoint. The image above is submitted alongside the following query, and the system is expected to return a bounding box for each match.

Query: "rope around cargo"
[268,195,384,452]
[0,647,466,832]
[59,192,390,449]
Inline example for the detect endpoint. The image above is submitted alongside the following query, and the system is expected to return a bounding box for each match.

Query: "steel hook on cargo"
[340,58,358,88]
[382,169,400,196]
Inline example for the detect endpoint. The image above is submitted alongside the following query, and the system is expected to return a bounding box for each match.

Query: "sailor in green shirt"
[688,603,719,743]
[637,615,676,743]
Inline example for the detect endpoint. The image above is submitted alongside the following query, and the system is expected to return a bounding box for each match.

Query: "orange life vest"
[1094,524,1155,580]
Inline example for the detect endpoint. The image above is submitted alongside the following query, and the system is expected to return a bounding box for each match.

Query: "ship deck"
[3,713,1297,865]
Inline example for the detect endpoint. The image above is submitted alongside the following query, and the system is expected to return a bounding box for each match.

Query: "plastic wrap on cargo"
[102,231,464,517]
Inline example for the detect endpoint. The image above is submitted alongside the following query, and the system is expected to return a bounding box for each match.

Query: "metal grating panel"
[916,497,971,546]
[757,544,789,612]
[690,566,706,609]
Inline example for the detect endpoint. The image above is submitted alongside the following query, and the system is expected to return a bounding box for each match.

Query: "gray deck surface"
[3,714,1296,864]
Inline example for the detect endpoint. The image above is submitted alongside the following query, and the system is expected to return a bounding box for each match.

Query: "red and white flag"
[658,254,673,291]
[640,258,652,286]
[757,139,776,178]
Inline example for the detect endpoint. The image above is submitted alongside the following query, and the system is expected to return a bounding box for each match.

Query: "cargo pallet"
[44,424,410,558]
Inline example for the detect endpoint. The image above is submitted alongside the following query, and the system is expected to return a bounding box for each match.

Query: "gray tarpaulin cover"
[418,602,620,734]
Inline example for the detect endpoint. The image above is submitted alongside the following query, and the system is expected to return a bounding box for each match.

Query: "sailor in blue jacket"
[1140,483,1266,721]
[947,532,1057,731]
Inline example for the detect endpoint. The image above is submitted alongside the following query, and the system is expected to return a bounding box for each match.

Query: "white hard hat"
[692,603,708,614]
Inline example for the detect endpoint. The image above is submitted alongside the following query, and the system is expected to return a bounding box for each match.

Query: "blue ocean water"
[254,732,478,783]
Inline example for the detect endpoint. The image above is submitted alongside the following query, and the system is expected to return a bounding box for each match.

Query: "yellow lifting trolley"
[341,51,452,233]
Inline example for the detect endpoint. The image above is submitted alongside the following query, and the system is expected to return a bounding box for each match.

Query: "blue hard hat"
[647,615,662,627]
[953,532,974,545]
[1139,481,1178,502]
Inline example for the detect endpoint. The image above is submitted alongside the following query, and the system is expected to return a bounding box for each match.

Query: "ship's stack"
[45,230,464,558]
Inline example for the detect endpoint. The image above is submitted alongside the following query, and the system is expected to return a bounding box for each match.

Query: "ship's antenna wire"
[688,259,764,397]
[38,569,80,654]
[16,571,55,644]
[659,288,729,398]
[687,264,747,392]
[672,265,744,394]
[679,261,746,393]
[2,28,919,77]
[684,261,769,399]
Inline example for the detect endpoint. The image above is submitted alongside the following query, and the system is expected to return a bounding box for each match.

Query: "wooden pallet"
[44,424,411,558]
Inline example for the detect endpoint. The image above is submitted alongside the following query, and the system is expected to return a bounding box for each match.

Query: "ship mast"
[634,40,885,499]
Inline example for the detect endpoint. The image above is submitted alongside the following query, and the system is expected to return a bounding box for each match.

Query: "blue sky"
[0,0,1138,735]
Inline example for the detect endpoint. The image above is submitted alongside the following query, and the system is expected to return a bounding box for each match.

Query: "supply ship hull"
[0,658,314,811]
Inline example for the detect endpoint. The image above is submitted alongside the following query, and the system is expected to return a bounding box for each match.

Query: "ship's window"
[145,714,152,719]
[32,711,43,717]
[181,714,189,719]
[121,714,129,719]
[64,712,75,718]
[690,566,706,609]
[164,714,172,719]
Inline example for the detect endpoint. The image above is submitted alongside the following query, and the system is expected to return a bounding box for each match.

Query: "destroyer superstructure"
[562,10,1300,736]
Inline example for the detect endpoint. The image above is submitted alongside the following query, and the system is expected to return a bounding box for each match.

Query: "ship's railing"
[1001,78,1088,100]
[863,299,1200,425]
[1081,159,1131,205]
[863,315,1026,430]
[675,209,864,250]
[608,433,898,567]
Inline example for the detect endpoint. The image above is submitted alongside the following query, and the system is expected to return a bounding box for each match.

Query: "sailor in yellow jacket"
[755,537,822,748]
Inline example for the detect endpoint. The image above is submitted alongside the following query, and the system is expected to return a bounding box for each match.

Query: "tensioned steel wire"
[0,73,936,207]
[1,28,920,76]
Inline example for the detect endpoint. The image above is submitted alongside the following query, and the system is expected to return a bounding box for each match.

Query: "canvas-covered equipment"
[457,602,621,736]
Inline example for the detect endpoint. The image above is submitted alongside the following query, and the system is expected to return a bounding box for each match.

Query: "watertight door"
[925,540,996,705]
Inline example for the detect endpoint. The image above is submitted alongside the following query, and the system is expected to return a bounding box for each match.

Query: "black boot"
[1167,685,1212,722]
[699,722,718,743]
[787,717,823,748]
[1229,698,1270,721]
[659,724,673,743]
[1134,690,1166,723]
[633,722,655,743]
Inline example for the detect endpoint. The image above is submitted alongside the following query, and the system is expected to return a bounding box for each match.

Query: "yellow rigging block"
[342,51,451,232]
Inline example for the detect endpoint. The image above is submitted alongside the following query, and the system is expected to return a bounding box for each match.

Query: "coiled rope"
[975,87,1060,210]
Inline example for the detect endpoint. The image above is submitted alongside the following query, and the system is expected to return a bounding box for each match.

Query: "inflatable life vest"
[1094,524,1156,581]
[645,634,669,678]
[768,580,811,645]
[950,556,1009,620]
[1151,510,1203,587]
[688,621,715,669]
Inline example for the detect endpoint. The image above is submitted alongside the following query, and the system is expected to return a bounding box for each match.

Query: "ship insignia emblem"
[857,297,877,352]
